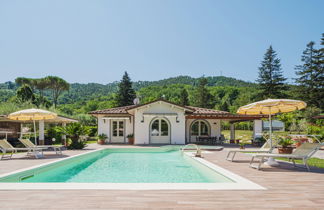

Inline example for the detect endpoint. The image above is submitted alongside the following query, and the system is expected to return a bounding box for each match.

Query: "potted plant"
[278,137,294,154]
[239,141,247,149]
[127,134,134,144]
[97,133,107,145]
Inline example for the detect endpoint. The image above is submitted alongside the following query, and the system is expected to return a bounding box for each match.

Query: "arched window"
[151,119,169,136]
[191,120,210,136]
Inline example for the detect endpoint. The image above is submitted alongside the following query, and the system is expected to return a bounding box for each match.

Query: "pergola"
[185,113,269,141]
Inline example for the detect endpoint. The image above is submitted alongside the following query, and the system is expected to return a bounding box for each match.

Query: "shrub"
[278,137,294,147]
[55,123,90,149]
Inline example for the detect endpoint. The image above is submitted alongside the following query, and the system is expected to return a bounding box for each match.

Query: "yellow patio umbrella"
[237,99,307,165]
[8,109,57,145]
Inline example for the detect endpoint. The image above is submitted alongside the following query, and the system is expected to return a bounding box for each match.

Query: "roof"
[187,106,230,115]
[89,105,137,115]
[126,99,195,112]
[89,99,231,116]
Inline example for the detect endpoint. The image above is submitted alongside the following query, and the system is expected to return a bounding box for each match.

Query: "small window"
[113,121,117,137]
[118,121,124,136]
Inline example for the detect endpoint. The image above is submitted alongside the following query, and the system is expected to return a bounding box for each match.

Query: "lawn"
[222,130,308,142]
[275,157,324,168]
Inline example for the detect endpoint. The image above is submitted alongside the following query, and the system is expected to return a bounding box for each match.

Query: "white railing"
[181,144,202,157]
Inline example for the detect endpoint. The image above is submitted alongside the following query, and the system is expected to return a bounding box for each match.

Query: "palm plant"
[55,123,90,149]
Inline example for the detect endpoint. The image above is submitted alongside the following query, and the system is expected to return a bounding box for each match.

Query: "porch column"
[62,122,67,146]
[253,120,263,139]
[230,123,235,141]
[39,120,45,145]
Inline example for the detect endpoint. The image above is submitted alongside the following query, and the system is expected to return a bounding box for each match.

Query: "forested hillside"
[0,75,253,107]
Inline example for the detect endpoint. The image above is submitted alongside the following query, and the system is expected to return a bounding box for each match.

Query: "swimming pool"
[0,147,265,190]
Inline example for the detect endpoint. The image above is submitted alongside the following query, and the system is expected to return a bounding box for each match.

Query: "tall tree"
[16,84,35,102]
[15,77,37,92]
[256,46,287,98]
[295,40,324,109]
[179,88,189,106]
[45,76,70,108]
[116,72,136,106]
[192,77,212,108]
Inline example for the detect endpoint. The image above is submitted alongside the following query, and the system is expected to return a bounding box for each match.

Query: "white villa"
[90,99,265,145]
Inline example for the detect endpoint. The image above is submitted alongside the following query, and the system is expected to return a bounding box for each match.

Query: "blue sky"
[0,0,323,84]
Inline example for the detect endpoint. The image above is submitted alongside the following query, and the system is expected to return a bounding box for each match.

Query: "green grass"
[86,140,98,144]
[276,157,324,168]
[222,130,308,142]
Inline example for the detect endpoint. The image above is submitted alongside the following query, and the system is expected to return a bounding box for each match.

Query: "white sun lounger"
[249,143,321,171]
[0,139,43,159]
[19,139,63,155]
[226,138,276,161]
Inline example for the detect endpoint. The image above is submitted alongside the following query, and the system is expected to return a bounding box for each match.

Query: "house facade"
[90,99,264,145]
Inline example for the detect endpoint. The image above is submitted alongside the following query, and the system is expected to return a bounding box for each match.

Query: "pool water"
[1,148,234,183]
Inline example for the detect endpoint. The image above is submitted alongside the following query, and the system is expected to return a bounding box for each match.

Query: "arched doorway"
[190,120,210,142]
[150,118,171,144]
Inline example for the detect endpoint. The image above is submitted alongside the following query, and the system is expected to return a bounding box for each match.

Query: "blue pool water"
[0,148,233,183]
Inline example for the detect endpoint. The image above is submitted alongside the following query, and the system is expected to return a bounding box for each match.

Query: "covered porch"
[185,113,267,145]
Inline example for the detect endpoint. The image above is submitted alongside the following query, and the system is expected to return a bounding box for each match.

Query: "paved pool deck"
[0,144,324,209]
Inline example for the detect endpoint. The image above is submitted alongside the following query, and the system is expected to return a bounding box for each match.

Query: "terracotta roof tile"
[89,99,235,116]
[89,105,136,114]
[186,106,230,115]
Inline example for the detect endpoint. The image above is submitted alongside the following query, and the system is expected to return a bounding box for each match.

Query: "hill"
[0,75,255,104]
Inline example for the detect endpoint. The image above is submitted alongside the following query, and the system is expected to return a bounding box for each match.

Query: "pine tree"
[295,37,324,110]
[256,46,287,99]
[116,72,136,106]
[179,88,189,106]
[193,78,212,108]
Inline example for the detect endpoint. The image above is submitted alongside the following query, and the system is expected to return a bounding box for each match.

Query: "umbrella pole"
[265,107,279,166]
[33,119,37,146]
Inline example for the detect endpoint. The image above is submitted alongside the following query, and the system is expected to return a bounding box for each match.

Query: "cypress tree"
[179,88,189,106]
[256,46,287,99]
[295,37,324,110]
[193,77,212,108]
[116,72,136,106]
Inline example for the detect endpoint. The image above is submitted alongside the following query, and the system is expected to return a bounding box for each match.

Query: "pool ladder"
[181,144,202,158]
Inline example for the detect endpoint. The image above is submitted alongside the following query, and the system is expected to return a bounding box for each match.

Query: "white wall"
[253,120,263,139]
[97,116,109,142]
[97,116,134,143]
[133,102,186,145]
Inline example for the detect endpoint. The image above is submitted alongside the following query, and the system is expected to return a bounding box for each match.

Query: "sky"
[0,0,323,84]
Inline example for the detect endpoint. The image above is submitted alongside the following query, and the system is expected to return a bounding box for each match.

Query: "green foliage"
[278,137,294,147]
[46,126,63,144]
[191,77,212,108]
[256,46,287,99]
[55,123,90,149]
[127,133,134,138]
[97,133,108,140]
[45,76,70,108]
[179,88,189,106]
[295,41,324,110]
[116,72,136,106]
[74,114,96,126]
[307,124,324,141]
[0,101,36,115]
[16,84,35,102]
